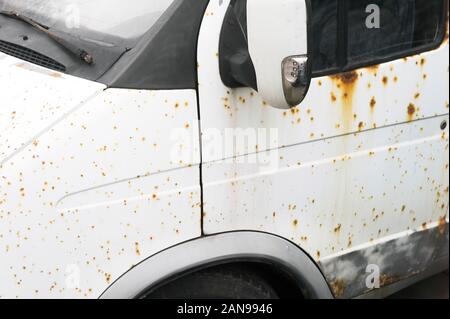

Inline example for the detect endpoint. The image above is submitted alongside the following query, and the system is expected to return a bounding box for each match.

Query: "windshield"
[0,0,175,39]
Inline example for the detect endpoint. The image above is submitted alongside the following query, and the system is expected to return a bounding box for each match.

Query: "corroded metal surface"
[0,0,448,299]
[320,223,449,298]
[0,53,201,298]
[198,0,449,298]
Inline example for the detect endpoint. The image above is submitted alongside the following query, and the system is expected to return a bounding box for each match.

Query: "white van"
[0,0,448,299]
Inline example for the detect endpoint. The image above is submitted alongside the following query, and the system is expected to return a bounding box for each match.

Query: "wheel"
[145,264,279,299]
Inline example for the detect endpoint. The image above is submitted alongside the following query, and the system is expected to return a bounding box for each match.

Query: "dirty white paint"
[197,0,449,294]
[0,0,448,299]
[0,53,201,298]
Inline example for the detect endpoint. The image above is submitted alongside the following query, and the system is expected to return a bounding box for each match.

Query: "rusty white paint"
[198,0,449,276]
[0,53,201,298]
[0,0,448,299]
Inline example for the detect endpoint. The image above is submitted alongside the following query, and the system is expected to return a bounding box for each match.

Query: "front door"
[197,0,449,298]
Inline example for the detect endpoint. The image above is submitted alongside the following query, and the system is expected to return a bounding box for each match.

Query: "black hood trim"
[101,0,210,90]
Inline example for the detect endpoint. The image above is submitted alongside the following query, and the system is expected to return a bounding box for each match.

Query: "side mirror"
[247,0,311,109]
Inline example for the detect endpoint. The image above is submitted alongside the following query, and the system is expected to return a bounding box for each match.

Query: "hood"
[0,53,105,164]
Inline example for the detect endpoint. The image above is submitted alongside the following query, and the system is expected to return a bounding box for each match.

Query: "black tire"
[146,265,279,299]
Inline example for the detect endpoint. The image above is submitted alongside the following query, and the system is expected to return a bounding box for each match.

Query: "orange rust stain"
[365,64,379,77]
[290,107,300,115]
[292,219,299,227]
[407,103,416,121]
[382,76,389,86]
[332,71,359,85]
[329,71,359,131]
[420,58,426,67]
[330,279,345,298]
[370,97,376,110]
[105,273,112,284]
[358,122,365,131]
[380,274,399,287]
[438,216,447,235]
[134,242,141,256]
[330,92,337,103]
[334,224,342,233]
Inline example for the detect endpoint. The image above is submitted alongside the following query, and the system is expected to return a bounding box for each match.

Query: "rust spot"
[330,279,345,298]
[334,224,342,233]
[380,274,399,287]
[438,216,447,235]
[382,76,389,85]
[370,97,376,109]
[293,219,299,227]
[330,71,359,131]
[414,93,421,99]
[358,122,365,131]
[332,71,359,85]
[134,242,141,256]
[420,58,426,66]
[365,64,379,76]
[105,273,112,284]
[407,103,416,120]
[290,107,300,115]
[330,92,337,102]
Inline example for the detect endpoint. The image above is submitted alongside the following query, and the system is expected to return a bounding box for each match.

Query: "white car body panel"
[0,54,201,298]
[198,0,449,297]
[0,0,448,299]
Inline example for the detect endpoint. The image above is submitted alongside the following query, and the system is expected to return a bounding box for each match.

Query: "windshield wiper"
[0,10,94,65]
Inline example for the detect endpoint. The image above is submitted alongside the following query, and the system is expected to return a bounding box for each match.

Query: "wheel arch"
[99,231,334,299]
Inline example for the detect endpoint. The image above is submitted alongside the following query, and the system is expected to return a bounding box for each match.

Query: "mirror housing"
[247,0,311,109]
